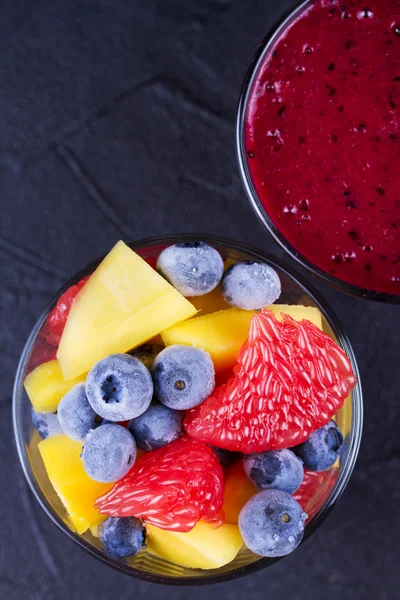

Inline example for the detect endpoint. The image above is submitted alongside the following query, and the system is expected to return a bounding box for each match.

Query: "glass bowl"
[236,0,400,304]
[13,235,363,585]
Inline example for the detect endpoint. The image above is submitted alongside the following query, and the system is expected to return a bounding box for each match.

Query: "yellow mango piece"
[161,304,323,372]
[223,462,257,525]
[190,286,230,316]
[39,435,112,534]
[24,359,86,412]
[146,521,243,570]
[268,304,323,330]
[57,241,196,379]
[161,308,253,372]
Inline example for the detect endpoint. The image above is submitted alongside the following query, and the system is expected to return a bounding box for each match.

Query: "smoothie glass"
[237,0,400,303]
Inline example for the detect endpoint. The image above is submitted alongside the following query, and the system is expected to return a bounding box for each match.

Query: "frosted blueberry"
[98,516,145,558]
[31,408,63,439]
[128,401,183,451]
[239,489,307,557]
[221,261,281,310]
[243,449,304,494]
[58,383,100,442]
[82,424,136,483]
[156,241,224,296]
[85,354,153,421]
[293,420,343,471]
[152,345,215,410]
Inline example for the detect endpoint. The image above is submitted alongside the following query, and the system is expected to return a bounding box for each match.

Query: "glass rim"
[13,233,363,585]
[235,0,400,305]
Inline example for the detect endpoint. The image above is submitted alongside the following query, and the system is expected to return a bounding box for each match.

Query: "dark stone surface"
[1,1,399,598]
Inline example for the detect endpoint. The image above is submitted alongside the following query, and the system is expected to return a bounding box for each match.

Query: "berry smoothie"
[245,0,400,295]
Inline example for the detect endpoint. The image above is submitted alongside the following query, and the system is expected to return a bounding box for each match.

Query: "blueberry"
[152,345,215,410]
[31,408,63,439]
[156,241,224,296]
[243,449,304,494]
[221,261,281,310]
[128,401,183,451]
[85,354,153,421]
[211,447,241,468]
[238,489,307,557]
[129,344,164,370]
[58,383,101,442]
[82,424,136,483]
[98,516,145,558]
[293,420,343,471]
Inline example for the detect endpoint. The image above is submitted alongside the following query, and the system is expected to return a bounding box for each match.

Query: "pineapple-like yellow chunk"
[24,359,86,412]
[146,521,243,570]
[268,304,323,329]
[161,304,323,373]
[57,241,196,379]
[39,435,112,534]
[161,308,252,372]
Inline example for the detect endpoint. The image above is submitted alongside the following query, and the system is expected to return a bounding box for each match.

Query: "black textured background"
[1,1,399,598]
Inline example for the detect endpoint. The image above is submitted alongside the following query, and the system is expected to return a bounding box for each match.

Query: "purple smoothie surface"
[245,0,400,295]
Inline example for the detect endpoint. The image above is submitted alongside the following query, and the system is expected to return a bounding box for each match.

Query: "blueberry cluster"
[157,241,282,310]
[31,332,217,558]
[32,342,215,492]
[30,352,156,487]
[239,420,344,557]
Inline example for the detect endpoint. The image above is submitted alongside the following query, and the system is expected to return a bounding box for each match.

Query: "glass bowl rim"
[13,233,363,585]
[235,0,400,305]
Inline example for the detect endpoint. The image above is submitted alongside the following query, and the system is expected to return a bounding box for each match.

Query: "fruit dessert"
[244,0,400,295]
[24,240,357,570]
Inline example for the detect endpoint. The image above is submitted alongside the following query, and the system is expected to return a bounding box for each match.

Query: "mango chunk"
[39,435,112,534]
[146,521,243,570]
[268,304,323,330]
[24,359,86,412]
[223,461,257,525]
[190,287,230,316]
[161,308,253,372]
[57,241,196,379]
[161,304,323,373]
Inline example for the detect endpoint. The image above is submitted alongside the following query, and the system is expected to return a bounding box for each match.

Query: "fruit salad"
[23,239,357,571]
